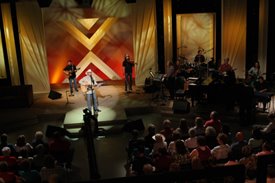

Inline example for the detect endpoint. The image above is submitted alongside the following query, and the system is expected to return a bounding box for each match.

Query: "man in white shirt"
[79,69,101,113]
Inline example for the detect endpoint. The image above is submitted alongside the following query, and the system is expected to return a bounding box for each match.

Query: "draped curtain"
[222,0,247,78]
[176,13,214,63]
[132,0,157,86]
[163,0,173,71]
[1,3,20,85]
[258,0,268,76]
[17,2,50,93]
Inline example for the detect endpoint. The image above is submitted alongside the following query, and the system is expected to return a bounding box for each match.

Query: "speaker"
[123,119,145,132]
[46,125,71,138]
[48,90,62,100]
[173,100,190,114]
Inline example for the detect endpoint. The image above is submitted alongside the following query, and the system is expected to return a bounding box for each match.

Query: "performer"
[194,49,205,64]
[122,54,135,92]
[79,69,101,113]
[248,61,261,81]
[219,57,233,74]
[63,60,79,95]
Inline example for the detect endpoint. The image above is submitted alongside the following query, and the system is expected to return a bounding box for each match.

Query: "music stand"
[65,90,74,105]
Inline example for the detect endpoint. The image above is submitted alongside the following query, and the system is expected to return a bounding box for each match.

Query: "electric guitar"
[80,82,103,93]
[64,68,80,77]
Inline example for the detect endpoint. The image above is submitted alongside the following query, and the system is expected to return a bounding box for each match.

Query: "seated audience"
[0,134,16,157]
[230,131,247,160]
[48,131,73,168]
[191,116,205,136]
[160,119,174,144]
[256,141,274,156]
[40,155,67,183]
[126,130,145,161]
[205,126,218,149]
[151,134,167,156]
[14,135,33,158]
[204,111,222,134]
[173,118,190,140]
[190,136,212,169]
[184,128,198,152]
[31,131,48,152]
[0,147,17,171]
[211,133,231,164]
[170,139,191,171]
[167,131,182,155]
[0,161,17,183]
[144,124,156,152]
[248,127,264,154]
[18,159,41,183]
[153,148,172,172]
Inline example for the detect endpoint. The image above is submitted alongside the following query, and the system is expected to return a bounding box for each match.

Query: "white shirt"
[79,75,97,94]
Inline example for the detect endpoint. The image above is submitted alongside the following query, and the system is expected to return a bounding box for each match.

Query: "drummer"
[194,49,206,64]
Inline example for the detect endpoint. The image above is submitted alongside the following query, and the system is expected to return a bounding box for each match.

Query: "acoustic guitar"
[64,68,80,77]
[80,82,103,93]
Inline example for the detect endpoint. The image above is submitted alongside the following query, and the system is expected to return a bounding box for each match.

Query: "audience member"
[151,134,167,156]
[184,128,198,152]
[204,111,222,134]
[167,131,182,155]
[256,142,274,156]
[160,119,174,144]
[14,135,33,158]
[144,124,156,152]
[211,133,231,164]
[173,118,189,140]
[0,147,17,171]
[170,139,191,171]
[40,155,67,183]
[153,148,172,172]
[190,136,211,169]
[18,159,41,183]
[0,161,17,183]
[0,134,16,157]
[48,131,73,168]
[205,126,218,149]
[126,130,145,161]
[191,116,205,136]
[31,131,48,152]
[248,127,264,154]
[230,132,248,160]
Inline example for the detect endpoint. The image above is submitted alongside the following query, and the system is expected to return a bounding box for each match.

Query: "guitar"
[80,82,103,93]
[64,68,80,77]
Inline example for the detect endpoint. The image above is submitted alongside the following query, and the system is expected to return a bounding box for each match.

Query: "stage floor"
[0,80,274,182]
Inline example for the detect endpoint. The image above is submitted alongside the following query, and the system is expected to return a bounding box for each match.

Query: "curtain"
[1,3,20,85]
[258,0,268,77]
[17,2,50,93]
[163,0,173,72]
[222,0,247,78]
[132,0,157,86]
[176,13,214,63]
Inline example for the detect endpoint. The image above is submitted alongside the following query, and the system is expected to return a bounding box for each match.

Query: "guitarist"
[63,60,79,95]
[79,69,101,113]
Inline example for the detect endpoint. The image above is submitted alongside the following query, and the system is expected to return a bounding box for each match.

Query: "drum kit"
[177,47,215,79]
